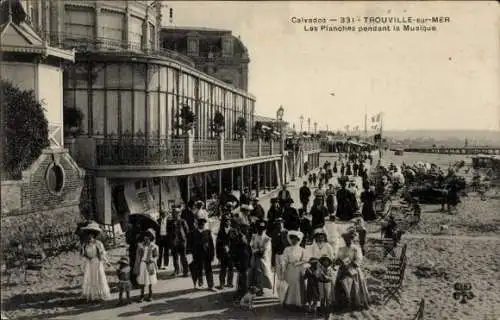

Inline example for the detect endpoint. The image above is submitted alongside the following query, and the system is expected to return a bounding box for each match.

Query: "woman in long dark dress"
[335,178,358,222]
[333,228,370,312]
[360,182,377,221]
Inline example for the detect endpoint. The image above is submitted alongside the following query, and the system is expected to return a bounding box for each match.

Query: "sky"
[163,1,499,132]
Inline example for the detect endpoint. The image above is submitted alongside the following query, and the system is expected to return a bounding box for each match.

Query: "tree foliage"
[175,104,197,134]
[1,80,49,179]
[210,111,225,135]
[235,117,247,138]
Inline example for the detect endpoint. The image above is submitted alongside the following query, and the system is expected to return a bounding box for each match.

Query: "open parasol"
[129,213,160,234]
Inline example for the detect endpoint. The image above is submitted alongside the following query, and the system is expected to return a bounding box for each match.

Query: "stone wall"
[1,148,85,249]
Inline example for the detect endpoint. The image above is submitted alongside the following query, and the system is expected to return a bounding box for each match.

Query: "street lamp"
[299,115,304,132]
[307,118,311,133]
[276,105,284,121]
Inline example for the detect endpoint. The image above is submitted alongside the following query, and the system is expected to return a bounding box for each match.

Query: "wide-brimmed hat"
[144,228,156,240]
[118,256,129,265]
[80,221,102,235]
[313,228,327,237]
[240,204,253,211]
[319,255,333,266]
[287,230,304,244]
[308,257,319,264]
[257,219,267,228]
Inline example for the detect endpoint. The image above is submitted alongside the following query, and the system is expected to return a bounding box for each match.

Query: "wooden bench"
[412,298,425,320]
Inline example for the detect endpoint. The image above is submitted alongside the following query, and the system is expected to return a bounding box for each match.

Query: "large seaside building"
[160,26,249,91]
[17,0,320,225]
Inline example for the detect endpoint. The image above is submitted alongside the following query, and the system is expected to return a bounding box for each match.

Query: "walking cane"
[273,270,276,295]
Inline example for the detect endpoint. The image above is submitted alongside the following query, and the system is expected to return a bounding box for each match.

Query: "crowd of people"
[75,150,463,315]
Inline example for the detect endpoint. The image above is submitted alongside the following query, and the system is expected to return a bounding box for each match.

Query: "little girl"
[304,257,320,312]
[135,228,159,302]
[117,256,131,305]
[318,255,335,313]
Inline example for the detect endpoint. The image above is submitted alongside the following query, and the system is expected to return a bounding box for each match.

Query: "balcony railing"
[88,135,322,167]
[44,32,195,67]
[224,141,241,160]
[95,137,185,166]
[193,139,218,163]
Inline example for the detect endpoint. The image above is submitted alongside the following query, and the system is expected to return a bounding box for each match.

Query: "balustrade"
[261,141,272,156]
[246,141,259,157]
[93,135,291,167]
[193,139,219,163]
[224,141,242,160]
[95,137,184,166]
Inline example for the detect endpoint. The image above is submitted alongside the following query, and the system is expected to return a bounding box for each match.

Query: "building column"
[186,176,191,202]
[256,164,260,197]
[218,169,223,195]
[203,172,208,202]
[268,161,273,190]
[263,163,267,193]
[95,177,112,224]
[248,165,253,194]
[230,168,234,191]
[240,166,244,191]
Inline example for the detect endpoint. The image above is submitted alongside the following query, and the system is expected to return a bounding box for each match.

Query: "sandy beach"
[2,152,499,320]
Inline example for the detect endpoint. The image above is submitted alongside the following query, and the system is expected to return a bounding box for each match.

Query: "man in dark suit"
[250,197,265,220]
[167,208,190,277]
[216,214,234,289]
[191,218,216,291]
[157,210,170,270]
[277,184,292,209]
[270,218,288,269]
[299,181,312,213]
[230,222,251,301]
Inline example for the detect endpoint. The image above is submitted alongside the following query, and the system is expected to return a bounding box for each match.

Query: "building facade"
[160,27,249,91]
[1,1,85,243]
[20,0,320,225]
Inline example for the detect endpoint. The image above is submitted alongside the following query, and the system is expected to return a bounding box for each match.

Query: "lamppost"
[300,115,304,132]
[307,118,311,134]
[276,106,286,184]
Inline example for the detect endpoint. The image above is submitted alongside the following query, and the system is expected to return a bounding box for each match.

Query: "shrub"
[210,111,225,136]
[1,81,49,179]
[63,107,84,136]
[235,117,248,138]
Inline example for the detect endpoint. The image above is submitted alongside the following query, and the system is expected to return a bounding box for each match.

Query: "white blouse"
[306,242,335,261]
[281,245,306,267]
[337,245,363,266]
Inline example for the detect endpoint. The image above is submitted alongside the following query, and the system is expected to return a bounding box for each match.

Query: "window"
[129,16,143,49]
[65,8,94,38]
[121,91,133,135]
[46,163,65,194]
[92,91,105,135]
[101,10,124,44]
[106,91,119,136]
[74,91,88,134]
[222,38,233,56]
[187,39,198,55]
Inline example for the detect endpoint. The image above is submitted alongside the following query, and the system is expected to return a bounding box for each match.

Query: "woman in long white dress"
[333,227,370,311]
[135,228,159,302]
[80,222,111,302]
[248,220,274,295]
[280,230,308,309]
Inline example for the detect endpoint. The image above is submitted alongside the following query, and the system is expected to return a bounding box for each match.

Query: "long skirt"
[333,267,370,311]
[82,258,111,301]
[137,261,158,286]
[282,264,305,307]
[248,257,273,290]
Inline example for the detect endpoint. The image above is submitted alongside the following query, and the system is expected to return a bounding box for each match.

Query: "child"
[135,228,159,302]
[353,217,367,256]
[304,257,320,313]
[318,255,335,313]
[117,256,132,305]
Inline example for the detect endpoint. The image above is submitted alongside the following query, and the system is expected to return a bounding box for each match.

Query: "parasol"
[129,213,160,234]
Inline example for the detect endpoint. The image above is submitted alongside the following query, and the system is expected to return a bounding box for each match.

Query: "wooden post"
[240,166,244,191]
[230,168,234,191]
[186,176,191,202]
[263,163,267,193]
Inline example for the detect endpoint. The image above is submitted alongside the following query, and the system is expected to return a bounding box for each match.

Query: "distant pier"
[401,147,500,155]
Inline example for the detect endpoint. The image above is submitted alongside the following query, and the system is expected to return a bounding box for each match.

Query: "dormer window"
[187,39,198,56]
[222,37,232,57]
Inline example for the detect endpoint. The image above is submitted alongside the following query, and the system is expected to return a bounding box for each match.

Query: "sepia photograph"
[0,0,499,319]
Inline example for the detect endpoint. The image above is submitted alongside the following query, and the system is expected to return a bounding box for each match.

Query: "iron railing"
[224,141,241,160]
[193,139,218,163]
[43,32,195,67]
[95,137,185,166]
[246,141,259,158]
